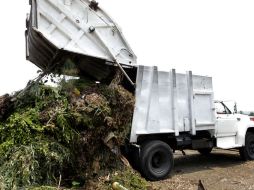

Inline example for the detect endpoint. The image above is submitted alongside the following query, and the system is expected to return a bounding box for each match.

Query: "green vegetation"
[0,76,148,190]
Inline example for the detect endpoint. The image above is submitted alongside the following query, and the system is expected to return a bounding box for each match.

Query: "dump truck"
[26,0,254,181]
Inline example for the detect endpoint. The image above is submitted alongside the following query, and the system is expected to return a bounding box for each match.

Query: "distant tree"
[249,112,254,116]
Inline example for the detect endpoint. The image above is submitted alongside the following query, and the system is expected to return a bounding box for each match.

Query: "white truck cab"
[215,101,254,149]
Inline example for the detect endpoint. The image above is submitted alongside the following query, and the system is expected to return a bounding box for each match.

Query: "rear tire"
[239,132,254,161]
[140,140,174,181]
[198,148,213,155]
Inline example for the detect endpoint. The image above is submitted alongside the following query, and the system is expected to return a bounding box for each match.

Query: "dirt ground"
[152,149,254,190]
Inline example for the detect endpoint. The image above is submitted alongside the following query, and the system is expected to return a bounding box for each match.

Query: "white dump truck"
[128,65,254,180]
[26,0,254,181]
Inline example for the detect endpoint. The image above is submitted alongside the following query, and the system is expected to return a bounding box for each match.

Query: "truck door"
[215,101,238,137]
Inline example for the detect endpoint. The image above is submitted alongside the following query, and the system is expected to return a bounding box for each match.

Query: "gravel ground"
[151,149,254,190]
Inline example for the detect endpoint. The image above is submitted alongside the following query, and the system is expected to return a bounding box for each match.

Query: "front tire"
[239,132,254,160]
[140,140,174,181]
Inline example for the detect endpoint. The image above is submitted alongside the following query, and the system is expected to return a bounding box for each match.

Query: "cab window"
[215,102,231,114]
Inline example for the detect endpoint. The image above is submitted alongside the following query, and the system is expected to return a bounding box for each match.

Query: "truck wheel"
[239,132,254,160]
[140,140,174,181]
[198,148,213,155]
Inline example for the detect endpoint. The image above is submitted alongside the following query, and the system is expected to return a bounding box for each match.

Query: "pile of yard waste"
[0,72,148,189]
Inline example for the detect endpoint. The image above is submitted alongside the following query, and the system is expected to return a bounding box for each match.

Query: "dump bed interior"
[26,0,137,81]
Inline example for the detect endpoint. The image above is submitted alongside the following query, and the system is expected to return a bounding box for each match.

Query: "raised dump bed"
[26,0,137,81]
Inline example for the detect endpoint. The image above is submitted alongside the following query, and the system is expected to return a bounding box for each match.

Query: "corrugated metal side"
[130,66,215,143]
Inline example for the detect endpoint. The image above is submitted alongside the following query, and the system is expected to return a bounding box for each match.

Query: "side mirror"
[234,102,238,114]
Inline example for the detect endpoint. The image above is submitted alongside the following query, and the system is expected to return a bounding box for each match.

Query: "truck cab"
[215,100,254,150]
[215,101,239,141]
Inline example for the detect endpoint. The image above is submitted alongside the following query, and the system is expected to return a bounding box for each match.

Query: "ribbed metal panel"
[130,66,215,143]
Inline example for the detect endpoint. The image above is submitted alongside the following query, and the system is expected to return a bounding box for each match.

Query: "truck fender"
[236,122,254,146]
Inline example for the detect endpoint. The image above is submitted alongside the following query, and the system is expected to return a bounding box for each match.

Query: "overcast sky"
[0,0,254,111]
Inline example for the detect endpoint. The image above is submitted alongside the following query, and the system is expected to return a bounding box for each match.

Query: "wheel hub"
[249,141,254,155]
[151,151,168,172]
[152,153,162,168]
